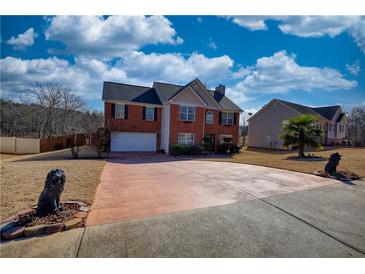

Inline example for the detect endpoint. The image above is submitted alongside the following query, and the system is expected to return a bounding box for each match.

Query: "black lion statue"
[324,152,342,176]
[36,169,66,215]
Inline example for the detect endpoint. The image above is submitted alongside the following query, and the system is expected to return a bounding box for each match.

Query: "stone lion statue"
[324,152,342,176]
[36,169,66,215]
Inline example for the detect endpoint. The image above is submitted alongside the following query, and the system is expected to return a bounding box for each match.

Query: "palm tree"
[280,114,323,158]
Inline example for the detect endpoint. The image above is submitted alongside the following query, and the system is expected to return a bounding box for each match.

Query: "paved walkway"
[86,154,335,226]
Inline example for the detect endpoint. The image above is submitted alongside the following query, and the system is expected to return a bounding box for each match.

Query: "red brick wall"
[204,109,239,149]
[168,105,240,149]
[104,102,162,150]
[169,104,205,145]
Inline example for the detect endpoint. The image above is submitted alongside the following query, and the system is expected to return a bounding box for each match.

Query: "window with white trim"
[179,105,195,121]
[178,133,195,145]
[221,112,234,125]
[145,106,154,121]
[206,111,213,124]
[115,104,125,119]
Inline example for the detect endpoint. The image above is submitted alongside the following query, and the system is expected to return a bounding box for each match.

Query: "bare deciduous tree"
[346,105,365,146]
[32,82,84,138]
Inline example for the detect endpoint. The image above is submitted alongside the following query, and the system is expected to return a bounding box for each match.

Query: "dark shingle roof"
[209,90,242,111]
[276,99,320,116]
[336,113,345,122]
[102,81,162,105]
[153,82,181,101]
[103,80,242,111]
[313,106,341,120]
[276,99,341,120]
[154,80,242,111]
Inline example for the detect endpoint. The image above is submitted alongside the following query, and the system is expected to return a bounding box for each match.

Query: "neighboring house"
[248,99,348,149]
[102,79,242,153]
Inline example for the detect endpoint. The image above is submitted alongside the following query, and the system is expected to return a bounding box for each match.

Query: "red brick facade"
[204,109,239,149]
[105,102,240,153]
[169,104,205,145]
[104,102,162,150]
[169,104,239,150]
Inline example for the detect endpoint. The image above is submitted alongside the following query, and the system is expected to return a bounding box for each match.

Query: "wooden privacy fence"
[0,134,87,154]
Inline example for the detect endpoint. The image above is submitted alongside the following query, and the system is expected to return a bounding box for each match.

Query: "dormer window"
[179,105,195,122]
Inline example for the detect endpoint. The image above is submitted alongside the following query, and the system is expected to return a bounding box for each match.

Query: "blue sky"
[1,16,364,114]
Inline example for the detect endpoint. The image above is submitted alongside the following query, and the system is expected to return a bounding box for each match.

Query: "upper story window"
[178,133,195,145]
[115,104,125,119]
[179,105,195,122]
[221,112,234,125]
[145,106,155,121]
[206,111,213,124]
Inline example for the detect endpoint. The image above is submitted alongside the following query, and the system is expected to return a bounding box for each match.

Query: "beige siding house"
[248,99,347,149]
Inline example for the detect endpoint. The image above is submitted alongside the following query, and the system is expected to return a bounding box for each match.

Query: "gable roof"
[336,113,345,122]
[154,80,242,111]
[102,81,162,105]
[272,99,341,121]
[103,79,242,112]
[313,106,341,120]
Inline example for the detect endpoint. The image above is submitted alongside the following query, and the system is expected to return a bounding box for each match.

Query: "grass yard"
[0,146,105,220]
[208,147,365,179]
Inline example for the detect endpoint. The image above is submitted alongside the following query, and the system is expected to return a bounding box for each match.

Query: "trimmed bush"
[169,144,190,155]
[217,143,241,154]
[187,145,204,155]
[169,144,204,156]
[217,143,233,154]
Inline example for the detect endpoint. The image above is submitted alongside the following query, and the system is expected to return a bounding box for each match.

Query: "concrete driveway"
[2,154,364,257]
[86,154,335,226]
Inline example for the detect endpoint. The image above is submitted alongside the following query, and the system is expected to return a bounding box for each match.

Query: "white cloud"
[227,16,271,31]
[346,61,361,76]
[230,50,357,96]
[45,16,183,59]
[227,16,365,53]
[120,51,233,85]
[6,28,37,50]
[0,52,234,103]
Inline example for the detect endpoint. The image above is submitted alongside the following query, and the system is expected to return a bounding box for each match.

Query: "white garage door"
[111,132,157,152]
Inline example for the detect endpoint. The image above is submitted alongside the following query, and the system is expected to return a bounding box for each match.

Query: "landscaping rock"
[1,214,18,224]
[75,211,88,219]
[64,200,87,207]
[2,226,25,240]
[17,208,35,217]
[79,206,90,212]
[1,221,18,233]
[43,223,64,234]
[24,225,45,236]
[64,218,82,230]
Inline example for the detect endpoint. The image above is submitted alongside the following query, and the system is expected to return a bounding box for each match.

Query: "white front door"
[111,132,157,152]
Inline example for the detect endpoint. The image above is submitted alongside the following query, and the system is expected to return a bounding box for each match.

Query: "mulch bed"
[26,203,80,226]
[287,155,327,161]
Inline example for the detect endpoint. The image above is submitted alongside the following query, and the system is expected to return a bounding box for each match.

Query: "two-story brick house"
[102,79,243,153]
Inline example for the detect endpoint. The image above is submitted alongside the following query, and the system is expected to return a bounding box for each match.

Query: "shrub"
[217,143,233,154]
[187,145,203,155]
[169,144,190,155]
[217,143,241,154]
[169,144,204,156]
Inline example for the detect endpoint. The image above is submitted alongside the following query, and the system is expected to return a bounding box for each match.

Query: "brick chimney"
[215,84,225,96]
